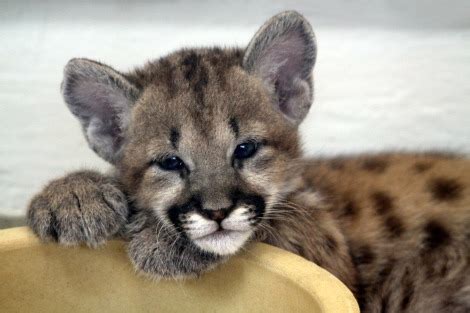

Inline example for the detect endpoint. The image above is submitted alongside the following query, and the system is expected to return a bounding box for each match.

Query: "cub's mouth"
[168,195,265,256]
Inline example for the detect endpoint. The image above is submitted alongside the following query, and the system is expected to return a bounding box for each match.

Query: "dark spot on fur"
[380,295,389,313]
[324,234,338,252]
[212,47,222,55]
[193,64,208,107]
[384,215,405,237]
[229,117,239,137]
[233,49,243,60]
[354,279,367,311]
[207,48,242,88]
[170,128,180,149]
[422,220,451,251]
[289,240,306,257]
[428,177,463,201]
[413,162,433,173]
[329,159,345,170]
[182,52,199,81]
[372,259,395,292]
[352,244,376,265]
[371,191,394,215]
[48,210,59,241]
[158,59,177,98]
[209,52,227,87]
[339,199,359,218]
[361,158,388,173]
[400,273,414,311]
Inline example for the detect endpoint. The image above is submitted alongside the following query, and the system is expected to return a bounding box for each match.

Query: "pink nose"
[202,209,228,223]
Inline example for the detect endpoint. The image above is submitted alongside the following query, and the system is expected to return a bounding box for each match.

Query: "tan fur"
[265,153,470,312]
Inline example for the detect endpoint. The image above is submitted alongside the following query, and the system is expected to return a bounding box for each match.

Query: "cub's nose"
[201,209,229,223]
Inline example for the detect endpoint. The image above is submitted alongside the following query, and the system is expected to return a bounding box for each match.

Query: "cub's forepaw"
[27,171,128,247]
[127,225,224,279]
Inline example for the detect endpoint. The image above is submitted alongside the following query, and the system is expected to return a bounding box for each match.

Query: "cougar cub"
[27,11,469,313]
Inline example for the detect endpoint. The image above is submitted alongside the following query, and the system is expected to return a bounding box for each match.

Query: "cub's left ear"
[243,11,317,125]
[61,58,140,164]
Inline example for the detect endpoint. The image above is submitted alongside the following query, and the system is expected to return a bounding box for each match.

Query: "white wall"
[1,0,469,215]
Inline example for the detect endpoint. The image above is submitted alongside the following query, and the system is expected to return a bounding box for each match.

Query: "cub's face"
[61,11,316,256]
[120,59,301,255]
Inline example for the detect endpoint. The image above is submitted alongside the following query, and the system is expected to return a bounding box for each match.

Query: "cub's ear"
[243,11,317,125]
[61,58,140,164]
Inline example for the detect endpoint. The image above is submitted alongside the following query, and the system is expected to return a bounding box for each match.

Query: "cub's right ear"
[61,58,140,164]
[243,11,316,126]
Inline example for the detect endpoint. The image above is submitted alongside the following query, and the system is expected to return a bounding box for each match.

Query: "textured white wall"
[1,0,469,215]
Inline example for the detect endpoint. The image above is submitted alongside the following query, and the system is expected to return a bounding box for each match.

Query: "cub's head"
[62,11,316,256]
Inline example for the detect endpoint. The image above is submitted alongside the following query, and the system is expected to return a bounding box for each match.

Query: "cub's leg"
[27,171,128,247]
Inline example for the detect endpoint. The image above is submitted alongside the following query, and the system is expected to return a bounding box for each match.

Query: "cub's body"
[268,153,470,311]
[27,12,469,313]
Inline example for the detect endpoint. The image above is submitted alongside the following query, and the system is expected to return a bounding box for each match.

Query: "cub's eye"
[234,142,258,160]
[158,156,186,171]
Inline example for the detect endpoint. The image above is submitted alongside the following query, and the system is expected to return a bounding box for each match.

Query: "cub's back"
[305,153,470,231]
[302,153,470,311]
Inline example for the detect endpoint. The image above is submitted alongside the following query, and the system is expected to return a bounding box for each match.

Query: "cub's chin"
[192,229,254,256]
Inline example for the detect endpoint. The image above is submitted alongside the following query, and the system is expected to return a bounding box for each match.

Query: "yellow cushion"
[0,227,359,313]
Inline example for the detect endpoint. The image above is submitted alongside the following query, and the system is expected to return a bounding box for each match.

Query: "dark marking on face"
[169,191,266,236]
[182,52,199,81]
[422,220,451,251]
[427,177,463,201]
[231,191,266,221]
[229,117,239,138]
[208,47,228,88]
[361,158,388,173]
[193,64,208,107]
[384,214,405,237]
[352,244,376,265]
[167,197,202,232]
[158,59,177,98]
[371,191,394,215]
[170,128,180,149]
[211,47,222,55]
[233,49,243,59]
[413,162,433,173]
